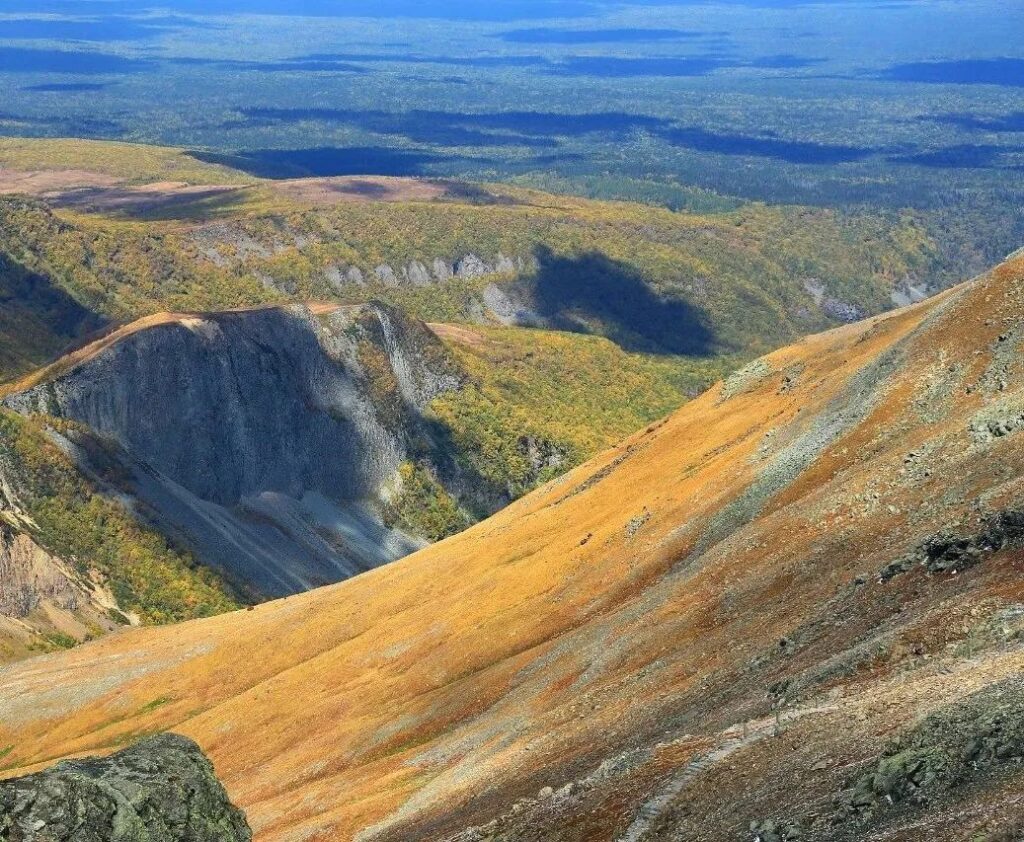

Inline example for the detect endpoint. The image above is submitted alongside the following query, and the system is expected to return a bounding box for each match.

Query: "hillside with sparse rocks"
[3,253,1024,841]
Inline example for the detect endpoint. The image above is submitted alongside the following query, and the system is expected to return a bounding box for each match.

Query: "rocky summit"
[0,734,250,842]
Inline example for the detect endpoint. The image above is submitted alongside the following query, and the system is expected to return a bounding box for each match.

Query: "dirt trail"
[617,704,838,842]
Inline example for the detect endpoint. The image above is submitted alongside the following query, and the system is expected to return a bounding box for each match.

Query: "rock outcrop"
[0,525,77,618]
[3,302,466,597]
[0,734,251,842]
[254,250,530,298]
[0,426,130,658]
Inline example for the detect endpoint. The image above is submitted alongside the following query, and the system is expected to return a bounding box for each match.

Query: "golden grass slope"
[0,138,257,186]
[1,256,1024,841]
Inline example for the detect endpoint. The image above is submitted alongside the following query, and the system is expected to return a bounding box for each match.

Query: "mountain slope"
[0,138,938,382]
[1,255,1024,842]
[1,302,462,599]
[0,408,240,663]
[0,304,718,660]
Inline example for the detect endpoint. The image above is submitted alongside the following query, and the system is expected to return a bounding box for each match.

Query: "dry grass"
[0,258,1021,842]
[0,138,256,186]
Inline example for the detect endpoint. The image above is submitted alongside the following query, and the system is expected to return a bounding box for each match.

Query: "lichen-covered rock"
[880,509,1024,580]
[840,676,1024,822]
[0,734,251,842]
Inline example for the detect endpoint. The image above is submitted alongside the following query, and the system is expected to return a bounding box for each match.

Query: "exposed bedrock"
[3,302,464,597]
[0,524,78,618]
[0,734,251,842]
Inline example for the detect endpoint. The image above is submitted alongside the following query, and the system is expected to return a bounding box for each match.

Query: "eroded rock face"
[0,734,251,842]
[0,525,77,618]
[2,303,464,597]
[6,305,453,507]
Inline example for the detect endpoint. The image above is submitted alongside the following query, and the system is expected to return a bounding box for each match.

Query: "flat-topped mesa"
[2,302,464,597]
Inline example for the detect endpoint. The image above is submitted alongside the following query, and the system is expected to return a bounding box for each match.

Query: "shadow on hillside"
[528,246,716,356]
[189,147,451,178]
[0,253,106,378]
[416,415,515,519]
[656,125,874,165]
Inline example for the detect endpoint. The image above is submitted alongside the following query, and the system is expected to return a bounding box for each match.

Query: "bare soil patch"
[0,168,242,215]
[0,167,123,194]
[429,323,492,349]
[270,175,449,206]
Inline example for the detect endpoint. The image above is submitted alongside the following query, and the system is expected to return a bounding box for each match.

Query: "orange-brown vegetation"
[2,257,1024,842]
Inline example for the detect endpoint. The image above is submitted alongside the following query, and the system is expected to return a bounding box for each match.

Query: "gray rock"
[880,509,1024,580]
[253,271,280,292]
[495,253,516,274]
[804,279,867,323]
[750,819,802,842]
[0,734,251,842]
[625,508,651,540]
[970,409,1024,443]
[481,284,539,327]
[455,254,492,280]
[822,297,866,323]
[374,264,398,287]
[404,261,432,287]
[840,675,1024,823]
[431,258,453,281]
[518,436,565,473]
[322,264,347,293]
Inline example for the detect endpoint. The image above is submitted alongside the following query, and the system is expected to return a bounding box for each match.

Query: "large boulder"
[0,734,251,842]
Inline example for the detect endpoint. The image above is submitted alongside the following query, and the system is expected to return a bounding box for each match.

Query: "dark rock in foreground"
[0,734,250,842]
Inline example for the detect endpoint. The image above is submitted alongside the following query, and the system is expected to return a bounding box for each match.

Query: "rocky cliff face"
[0,734,251,842]
[0,444,124,657]
[7,304,455,506]
[3,302,466,597]
[0,525,77,618]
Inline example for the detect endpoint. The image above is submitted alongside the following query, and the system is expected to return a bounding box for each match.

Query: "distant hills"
[0,139,942,383]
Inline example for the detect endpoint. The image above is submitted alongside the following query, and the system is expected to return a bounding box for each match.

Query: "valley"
[1,4,1023,841]
[1,249,1023,840]
[0,136,948,660]
[0,138,940,378]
